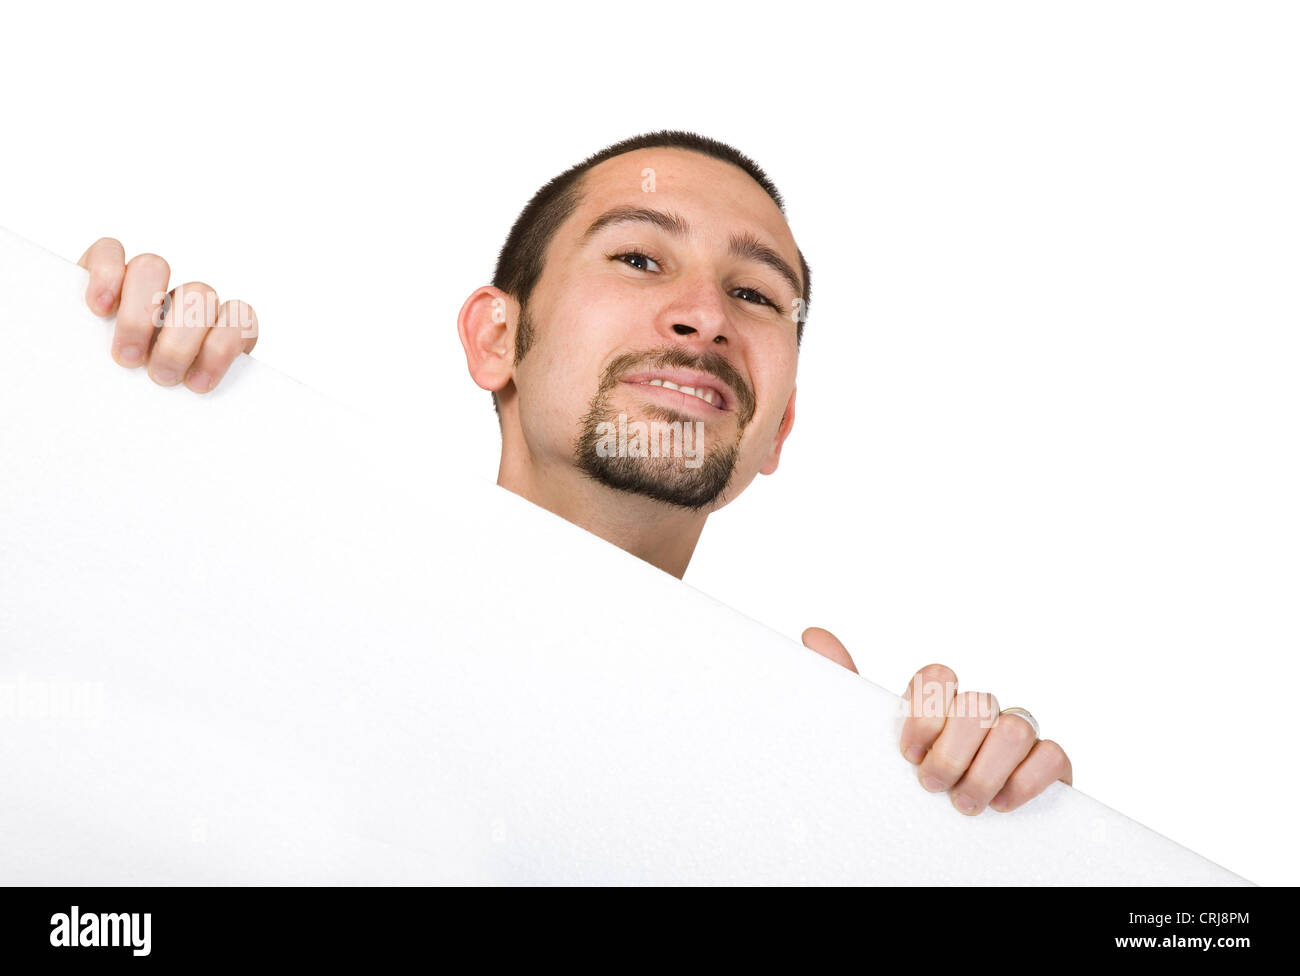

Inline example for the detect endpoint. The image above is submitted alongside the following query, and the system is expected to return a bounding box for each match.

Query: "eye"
[732,286,785,316]
[611,250,663,273]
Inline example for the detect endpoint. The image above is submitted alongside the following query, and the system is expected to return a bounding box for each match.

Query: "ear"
[758,384,797,476]
[457,286,516,395]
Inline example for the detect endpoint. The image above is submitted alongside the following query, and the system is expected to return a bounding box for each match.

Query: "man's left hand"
[802,627,1072,816]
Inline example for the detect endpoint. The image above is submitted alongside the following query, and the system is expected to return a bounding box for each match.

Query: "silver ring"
[999,707,1040,738]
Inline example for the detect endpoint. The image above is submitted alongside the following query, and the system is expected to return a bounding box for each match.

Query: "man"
[76,130,1072,818]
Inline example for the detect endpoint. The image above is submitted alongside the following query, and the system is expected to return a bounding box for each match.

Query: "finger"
[185,299,258,393]
[77,237,126,316]
[915,690,1000,794]
[947,709,1038,816]
[113,253,171,368]
[801,627,857,673]
[149,281,219,386]
[989,739,1073,813]
[899,663,958,764]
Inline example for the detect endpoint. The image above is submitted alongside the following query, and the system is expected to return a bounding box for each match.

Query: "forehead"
[565,147,800,272]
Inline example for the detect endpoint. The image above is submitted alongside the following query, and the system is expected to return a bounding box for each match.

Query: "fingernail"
[119,345,143,366]
[920,775,945,793]
[154,367,177,385]
[953,792,977,814]
[990,791,1010,811]
[186,370,211,393]
[95,289,114,314]
[903,745,926,764]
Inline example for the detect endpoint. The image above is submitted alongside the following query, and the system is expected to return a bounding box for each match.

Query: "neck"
[496,437,707,580]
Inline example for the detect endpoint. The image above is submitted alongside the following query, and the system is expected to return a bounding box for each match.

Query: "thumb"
[801,626,858,674]
[77,237,126,317]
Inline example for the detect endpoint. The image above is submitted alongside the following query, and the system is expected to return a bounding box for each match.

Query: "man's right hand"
[78,237,258,394]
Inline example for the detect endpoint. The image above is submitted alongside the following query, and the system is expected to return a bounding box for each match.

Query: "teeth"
[639,379,719,407]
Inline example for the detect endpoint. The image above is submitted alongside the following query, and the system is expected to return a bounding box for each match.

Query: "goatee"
[573,347,752,511]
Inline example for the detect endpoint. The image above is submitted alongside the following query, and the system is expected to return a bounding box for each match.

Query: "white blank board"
[0,225,1251,885]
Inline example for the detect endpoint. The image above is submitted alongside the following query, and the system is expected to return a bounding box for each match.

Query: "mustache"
[598,346,756,427]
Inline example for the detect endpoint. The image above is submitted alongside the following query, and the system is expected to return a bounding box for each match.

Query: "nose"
[657,274,733,348]
[670,322,727,346]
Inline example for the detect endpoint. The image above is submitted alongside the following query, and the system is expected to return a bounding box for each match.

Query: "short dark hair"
[488,130,811,419]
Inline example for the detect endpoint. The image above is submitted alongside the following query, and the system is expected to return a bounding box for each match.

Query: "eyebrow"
[728,231,803,302]
[578,205,803,300]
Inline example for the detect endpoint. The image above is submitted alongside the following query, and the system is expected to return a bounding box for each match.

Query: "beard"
[573,347,751,511]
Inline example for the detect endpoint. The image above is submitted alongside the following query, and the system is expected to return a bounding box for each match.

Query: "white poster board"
[0,226,1251,885]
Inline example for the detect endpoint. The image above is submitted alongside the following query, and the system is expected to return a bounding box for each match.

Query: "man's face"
[510,147,803,512]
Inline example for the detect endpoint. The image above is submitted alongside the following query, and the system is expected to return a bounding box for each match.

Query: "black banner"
[0,884,1281,966]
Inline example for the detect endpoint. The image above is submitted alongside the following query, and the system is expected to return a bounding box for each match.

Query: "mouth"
[619,369,734,414]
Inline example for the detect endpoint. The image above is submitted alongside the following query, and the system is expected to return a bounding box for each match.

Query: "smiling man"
[459,137,803,579]
[77,130,1072,818]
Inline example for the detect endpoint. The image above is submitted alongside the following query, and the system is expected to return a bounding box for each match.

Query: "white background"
[2,1,1295,885]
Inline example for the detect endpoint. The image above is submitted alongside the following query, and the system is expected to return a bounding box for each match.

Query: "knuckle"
[1000,713,1037,744]
[201,332,242,362]
[170,283,219,328]
[111,319,150,347]
[1040,739,1071,776]
[923,751,965,784]
[115,304,156,333]
[145,342,181,369]
[951,690,997,722]
[149,323,193,357]
[905,664,959,713]
[956,773,998,800]
[901,689,947,722]
[993,784,1023,809]
[202,323,239,352]
[978,691,999,723]
[219,299,257,335]
[919,663,958,687]
[127,252,170,279]
[149,362,184,385]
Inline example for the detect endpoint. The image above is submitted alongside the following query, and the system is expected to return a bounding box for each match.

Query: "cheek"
[733,374,795,460]
[570,300,641,350]
[747,342,797,423]
[532,294,641,390]
[519,357,587,430]
[514,307,615,426]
